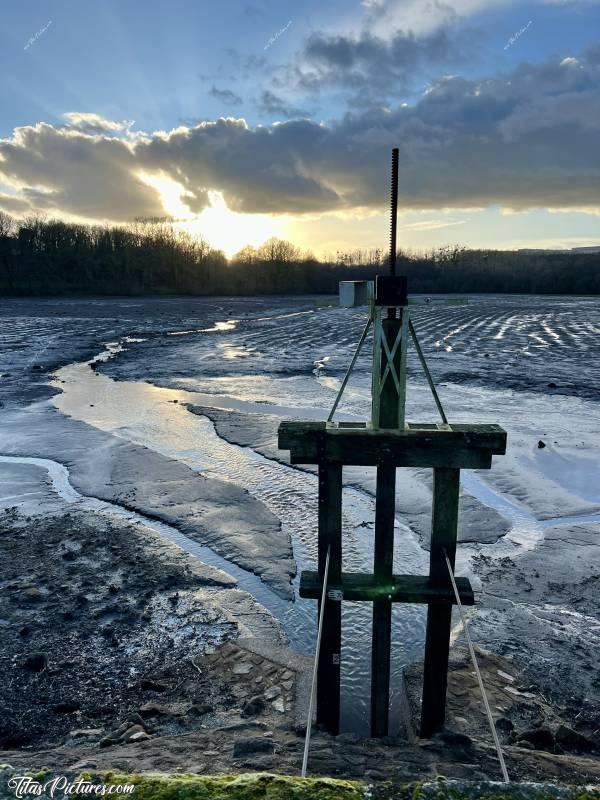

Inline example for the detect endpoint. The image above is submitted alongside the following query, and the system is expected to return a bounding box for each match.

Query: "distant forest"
[1,213,599,297]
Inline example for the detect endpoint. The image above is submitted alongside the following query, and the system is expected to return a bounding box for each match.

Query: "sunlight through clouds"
[137,172,285,256]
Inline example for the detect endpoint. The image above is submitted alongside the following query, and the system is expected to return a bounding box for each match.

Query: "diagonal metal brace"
[380,324,403,394]
[328,315,373,422]
[408,319,448,425]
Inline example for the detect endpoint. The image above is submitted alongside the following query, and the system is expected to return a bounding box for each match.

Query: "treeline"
[0,214,599,296]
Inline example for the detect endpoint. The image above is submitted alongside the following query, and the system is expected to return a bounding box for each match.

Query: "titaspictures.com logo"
[7,775,135,797]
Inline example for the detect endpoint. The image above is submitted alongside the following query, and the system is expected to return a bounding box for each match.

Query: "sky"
[0,0,599,257]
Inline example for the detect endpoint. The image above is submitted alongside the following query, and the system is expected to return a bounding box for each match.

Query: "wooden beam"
[278,422,506,469]
[371,463,396,737]
[299,571,474,605]
[316,460,342,735]
[420,467,460,738]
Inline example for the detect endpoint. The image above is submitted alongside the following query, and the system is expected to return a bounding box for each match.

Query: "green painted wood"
[420,467,461,738]
[317,460,343,735]
[299,571,474,605]
[371,311,409,736]
[278,423,506,469]
[371,463,396,737]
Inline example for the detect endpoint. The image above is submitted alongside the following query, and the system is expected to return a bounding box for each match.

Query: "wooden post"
[317,458,343,734]
[420,467,460,737]
[370,311,406,736]
[371,464,395,736]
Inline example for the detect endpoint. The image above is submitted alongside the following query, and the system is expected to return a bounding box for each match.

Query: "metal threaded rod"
[390,147,399,276]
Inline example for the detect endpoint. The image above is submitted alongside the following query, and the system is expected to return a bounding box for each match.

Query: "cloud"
[1,46,599,222]
[0,122,167,222]
[208,86,243,106]
[278,26,473,98]
[62,113,134,134]
[401,218,466,230]
[257,90,313,119]
[360,0,598,37]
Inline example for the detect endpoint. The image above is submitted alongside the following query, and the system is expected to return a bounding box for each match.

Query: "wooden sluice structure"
[278,149,507,739]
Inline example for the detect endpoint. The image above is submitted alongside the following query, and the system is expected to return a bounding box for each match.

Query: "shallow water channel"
[46,331,600,734]
[48,342,433,733]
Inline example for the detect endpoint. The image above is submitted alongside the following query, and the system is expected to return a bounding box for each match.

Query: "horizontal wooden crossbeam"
[299,571,474,605]
[278,421,506,469]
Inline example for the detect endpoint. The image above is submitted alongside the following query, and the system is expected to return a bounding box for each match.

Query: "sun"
[138,172,284,257]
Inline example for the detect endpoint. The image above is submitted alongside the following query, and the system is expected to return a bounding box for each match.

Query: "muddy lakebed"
[1,294,600,775]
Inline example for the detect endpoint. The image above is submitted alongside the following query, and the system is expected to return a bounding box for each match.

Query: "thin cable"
[301,546,331,777]
[328,316,372,422]
[409,319,448,425]
[443,549,510,783]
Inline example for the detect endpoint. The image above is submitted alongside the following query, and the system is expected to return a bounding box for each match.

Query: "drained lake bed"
[1,293,600,738]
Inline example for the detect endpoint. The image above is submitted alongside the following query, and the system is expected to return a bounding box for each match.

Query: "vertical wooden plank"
[370,311,404,736]
[371,464,396,736]
[316,459,342,735]
[420,467,460,738]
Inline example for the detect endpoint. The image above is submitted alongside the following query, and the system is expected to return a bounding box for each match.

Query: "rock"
[140,679,167,692]
[537,440,546,449]
[188,703,213,717]
[517,739,535,750]
[436,731,472,747]
[99,735,118,748]
[121,725,146,743]
[69,728,103,739]
[53,701,80,714]
[336,732,360,745]
[517,727,555,752]
[129,731,151,742]
[495,717,514,735]
[233,738,275,758]
[138,701,189,717]
[292,722,307,736]
[555,723,593,753]
[23,587,42,601]
[233,662,253,674]
[282,679,294,690]
[547,382,557,389]
[241,696,266,718]
[124,712,147,729]
[22,653,47,672]
[264,686,281,700]
[272,697,285,713]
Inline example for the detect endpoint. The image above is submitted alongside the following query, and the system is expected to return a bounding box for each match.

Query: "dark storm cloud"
[0,47,599,221]
[208,86,244,106]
